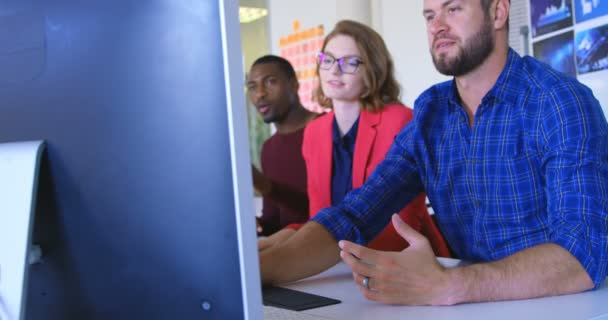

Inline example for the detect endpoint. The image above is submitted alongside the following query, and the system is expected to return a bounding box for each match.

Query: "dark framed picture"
[530,0,574,37]
[575,23,608,74]
[533,30,577,77]
[574,0,608,23]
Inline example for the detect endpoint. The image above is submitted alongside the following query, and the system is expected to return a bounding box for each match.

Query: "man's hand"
[255,217,263,234]
[259,222,341,286]
[251,164,272,195]
[339,214,453,305]
[258,228,296,252]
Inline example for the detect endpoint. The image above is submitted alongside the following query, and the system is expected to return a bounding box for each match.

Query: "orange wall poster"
[279,20,325,113]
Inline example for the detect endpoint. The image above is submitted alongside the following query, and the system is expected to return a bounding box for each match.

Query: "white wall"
[508,0,531,56]
[240,17,270,72]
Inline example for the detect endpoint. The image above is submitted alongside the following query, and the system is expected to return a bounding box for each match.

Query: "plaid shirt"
[313,49,608,287]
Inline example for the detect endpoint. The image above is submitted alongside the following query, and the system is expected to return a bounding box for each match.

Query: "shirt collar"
[332,116,360,146]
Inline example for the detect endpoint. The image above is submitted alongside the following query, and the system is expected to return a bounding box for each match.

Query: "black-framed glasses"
[317,52,364,74]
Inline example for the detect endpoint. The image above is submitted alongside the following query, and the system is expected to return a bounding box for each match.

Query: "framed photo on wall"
[530,0,574,37]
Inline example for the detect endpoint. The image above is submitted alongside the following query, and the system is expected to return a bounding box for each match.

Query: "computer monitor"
[0,0,262,319]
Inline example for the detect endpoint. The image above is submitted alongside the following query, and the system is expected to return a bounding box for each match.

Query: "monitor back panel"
[0,1,247,319]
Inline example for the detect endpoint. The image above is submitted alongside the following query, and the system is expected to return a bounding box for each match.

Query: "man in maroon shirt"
[246,55,316,237]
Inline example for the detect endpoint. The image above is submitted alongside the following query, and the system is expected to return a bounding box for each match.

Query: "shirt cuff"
[312,206,366,244]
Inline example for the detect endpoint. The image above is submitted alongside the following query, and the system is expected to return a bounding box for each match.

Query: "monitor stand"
[0,141,44,320]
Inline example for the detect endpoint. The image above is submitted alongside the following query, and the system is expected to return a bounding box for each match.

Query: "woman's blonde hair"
[313,20,401,112]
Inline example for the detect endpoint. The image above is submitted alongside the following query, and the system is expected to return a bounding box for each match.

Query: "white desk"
[283,258,608,320]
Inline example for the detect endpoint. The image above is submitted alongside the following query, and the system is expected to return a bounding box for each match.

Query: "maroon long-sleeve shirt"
[258,128,309,236]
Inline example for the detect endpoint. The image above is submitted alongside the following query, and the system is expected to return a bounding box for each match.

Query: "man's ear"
[290,77,300,93]
[493,0,510,30]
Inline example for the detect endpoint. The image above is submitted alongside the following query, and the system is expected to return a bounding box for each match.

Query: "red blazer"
[297,104,450,256]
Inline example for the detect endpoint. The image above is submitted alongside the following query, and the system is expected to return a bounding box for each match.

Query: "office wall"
[241,18,270,72]
[509,0,532,55]
[268,0,338,55]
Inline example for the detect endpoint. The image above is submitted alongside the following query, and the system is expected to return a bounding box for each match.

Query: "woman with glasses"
[260,20,451,256]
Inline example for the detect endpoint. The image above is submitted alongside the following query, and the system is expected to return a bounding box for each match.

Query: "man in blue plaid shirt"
[260,0,608,305]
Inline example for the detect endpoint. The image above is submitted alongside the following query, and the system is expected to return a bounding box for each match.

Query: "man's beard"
[262,96,296,124]
[263,111,287,124]
[431,16,495,76]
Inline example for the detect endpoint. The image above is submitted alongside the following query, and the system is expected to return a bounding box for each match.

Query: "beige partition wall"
[335,0,371,26]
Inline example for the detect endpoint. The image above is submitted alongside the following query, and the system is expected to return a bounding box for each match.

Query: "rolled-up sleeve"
[541,81,608,288]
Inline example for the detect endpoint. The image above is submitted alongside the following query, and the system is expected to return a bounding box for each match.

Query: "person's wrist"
[259,250,276,285]
[437,267,467,306]
[255,217,263,234]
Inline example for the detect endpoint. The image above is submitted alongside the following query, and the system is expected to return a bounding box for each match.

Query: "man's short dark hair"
[252,55,298,82]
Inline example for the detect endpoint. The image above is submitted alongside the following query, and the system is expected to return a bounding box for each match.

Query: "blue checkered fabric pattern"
[313,49,608,288]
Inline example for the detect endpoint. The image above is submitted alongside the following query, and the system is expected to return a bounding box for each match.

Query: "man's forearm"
[443,243,594,305]
[260,221,341,285]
